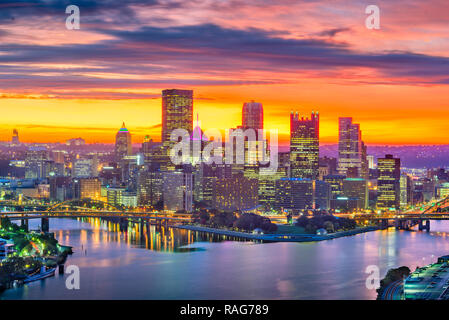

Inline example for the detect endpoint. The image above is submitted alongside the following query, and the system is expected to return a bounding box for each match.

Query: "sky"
[0,0,448,145]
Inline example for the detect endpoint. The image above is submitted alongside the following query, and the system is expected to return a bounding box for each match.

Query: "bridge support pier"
[378,219,389,229]
[21,219,28,232]
[119,218,127,232]
[419,220,430,232]
[41,218,49,232]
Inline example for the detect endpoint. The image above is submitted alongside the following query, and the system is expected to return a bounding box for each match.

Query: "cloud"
[0,23,448,89]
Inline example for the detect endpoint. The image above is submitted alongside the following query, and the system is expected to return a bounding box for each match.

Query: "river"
[2,218,449,300]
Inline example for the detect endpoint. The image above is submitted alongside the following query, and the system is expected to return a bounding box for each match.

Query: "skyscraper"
[11,129,19,145]
[115,122,132,162]
[290,111,319,179]
[242,101,263,130]
[161,89,193,143]
[377,154,401,210]
[337,117,365,177]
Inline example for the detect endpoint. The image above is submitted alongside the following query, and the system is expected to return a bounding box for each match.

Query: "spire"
[121,121,126,128]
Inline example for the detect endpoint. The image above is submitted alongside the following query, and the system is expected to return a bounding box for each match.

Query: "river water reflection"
[2,218,449,300]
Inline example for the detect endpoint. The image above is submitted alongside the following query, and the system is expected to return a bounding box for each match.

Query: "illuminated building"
[73,178,101,200]
[122,191,137,207]
[141,135,156,163]
[360,142,369,179]
[161,89,193,171]
[52,150,66,164]
[242,101,263,130]
[400,174,412,207]
[65,137,85,146]
[342,178,368,209]
[107,187,137,207]
[72,158,98,178]
[107,187,125,207]
[314,180,331,210]
[212,173,258,211]
[24,147,50,179]
[137,170,163,206]
[162,89,193,143]
[115,122,132,162]
[163,172,193,212]
[337,117,365,177]
[437,183,449,199]
[275,178,314,212]
[323,175,345,201]
[49,177,72,201]
[258,167,287,209]
[193,163,217,206]
[290,111,319,179]
[319,156,337,176]
[367,155,375,169]
[11,129,19,145]
[377,154,401,210]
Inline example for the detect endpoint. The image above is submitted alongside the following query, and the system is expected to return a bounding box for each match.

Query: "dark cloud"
[0,0,159,24]
[0,22,448,92]
[315,27,351,37]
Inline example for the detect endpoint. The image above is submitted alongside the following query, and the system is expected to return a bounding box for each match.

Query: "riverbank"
[174,224,379,242]
[0,218,73,292]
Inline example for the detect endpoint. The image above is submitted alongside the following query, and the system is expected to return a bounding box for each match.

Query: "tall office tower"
[137,170,163,206]
[338,117,364,177]
[162,89,193,143]
[163,171,193,213]
[290,111,319,179]
[11,129,19,145]
[377,154,401,210]
[115,122,132,162]
[242,101,263,130]
[360,142,369,179]
[367,155,375,169]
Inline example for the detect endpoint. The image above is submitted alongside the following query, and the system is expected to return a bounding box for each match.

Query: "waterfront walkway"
[174,225,379,242]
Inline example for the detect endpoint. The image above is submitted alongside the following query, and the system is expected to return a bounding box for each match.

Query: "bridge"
[0,210,192,232]
[2,196,449,233]
[334,196,449,231]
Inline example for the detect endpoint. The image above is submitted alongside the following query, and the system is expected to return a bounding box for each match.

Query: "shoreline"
[173,224,379,242]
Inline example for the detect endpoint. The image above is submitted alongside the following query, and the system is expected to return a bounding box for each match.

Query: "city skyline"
[2,94,449,147]
[1,1,449,144]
